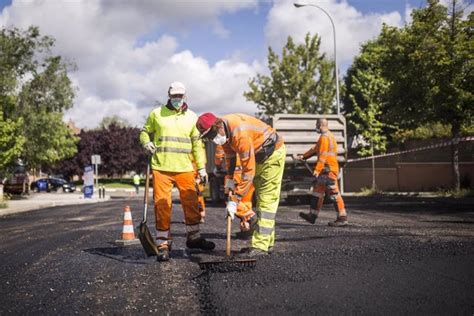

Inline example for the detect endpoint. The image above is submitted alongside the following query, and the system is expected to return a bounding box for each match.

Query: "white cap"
[169,81,186,95]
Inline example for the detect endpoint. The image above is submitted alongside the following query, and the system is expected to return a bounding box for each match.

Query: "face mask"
[170,97,184,109]
[212,133,227,145]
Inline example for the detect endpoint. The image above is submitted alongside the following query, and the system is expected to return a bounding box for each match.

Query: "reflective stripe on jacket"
[303,131,339,175]
[140,105,205,172]
[220,113,283,200]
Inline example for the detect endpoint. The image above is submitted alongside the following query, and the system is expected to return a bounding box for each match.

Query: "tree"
[345,40,391,189]
[0,112,25,171]
[344,0,472,191]
[377,0,473,190]
[49,124,148,179]
[98,115,130,129]
[245,33,337,118]
[0,27,78,171]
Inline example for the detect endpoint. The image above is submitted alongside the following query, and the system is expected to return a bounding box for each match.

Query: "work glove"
[226,200,237,220]
[144,141,156,154]
[224,178,235,194]
[198,168,208,185]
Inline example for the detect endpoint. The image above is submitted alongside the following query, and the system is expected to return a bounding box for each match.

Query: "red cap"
[196,112,218,136]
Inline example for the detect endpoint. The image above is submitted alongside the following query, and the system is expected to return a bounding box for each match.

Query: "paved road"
[0,196,473,314]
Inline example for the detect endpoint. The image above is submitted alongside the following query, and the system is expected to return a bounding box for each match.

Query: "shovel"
[138,161,158,257]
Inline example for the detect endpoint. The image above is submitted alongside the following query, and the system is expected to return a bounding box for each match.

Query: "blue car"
[30,178,76,193]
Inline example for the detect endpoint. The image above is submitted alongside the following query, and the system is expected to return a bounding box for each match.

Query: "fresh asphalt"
[0,194,473,314]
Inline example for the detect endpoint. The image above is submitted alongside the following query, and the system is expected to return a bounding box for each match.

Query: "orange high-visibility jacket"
[220,113,283,201]
[303,131,339,176]
[215,145,225,169]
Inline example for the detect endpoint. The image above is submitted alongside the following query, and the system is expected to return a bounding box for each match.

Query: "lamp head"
[293,3,307,8]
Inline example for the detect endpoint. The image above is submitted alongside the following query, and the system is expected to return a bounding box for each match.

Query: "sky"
[0,0,443,129]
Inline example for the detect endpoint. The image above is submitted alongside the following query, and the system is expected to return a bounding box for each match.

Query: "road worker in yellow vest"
[140,82,215,262]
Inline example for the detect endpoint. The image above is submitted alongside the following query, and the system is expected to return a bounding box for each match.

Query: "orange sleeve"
[221,144,236,180]
[214,145,225,168]
[231,135,255,202]
[315,135,329,175]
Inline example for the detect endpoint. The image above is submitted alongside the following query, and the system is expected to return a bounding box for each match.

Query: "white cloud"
[0,0,415,129]
[0,0,259,128]
[265,0,403,70]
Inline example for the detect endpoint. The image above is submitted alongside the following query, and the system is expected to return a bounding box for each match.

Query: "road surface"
[0,196,473,314]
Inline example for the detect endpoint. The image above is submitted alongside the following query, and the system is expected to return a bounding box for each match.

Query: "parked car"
[30,178,76,193]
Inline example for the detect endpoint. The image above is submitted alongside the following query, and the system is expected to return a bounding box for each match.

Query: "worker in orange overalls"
[197,113,286,257]
[215,145,256,232]
[297,118,347,227]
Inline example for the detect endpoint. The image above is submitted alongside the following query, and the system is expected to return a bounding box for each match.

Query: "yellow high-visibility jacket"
[140,105,205,172]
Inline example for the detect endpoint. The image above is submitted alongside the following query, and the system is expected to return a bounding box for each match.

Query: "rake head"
[199,258,256,273]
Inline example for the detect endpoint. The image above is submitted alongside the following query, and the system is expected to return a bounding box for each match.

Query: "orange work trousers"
[196,182,206,216]
[152,170,201,232]
[311,172,346,216]
[193,169,206,217]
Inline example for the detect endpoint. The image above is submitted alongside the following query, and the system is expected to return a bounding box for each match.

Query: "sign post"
[83,165,94,198]
[91,155,101,192]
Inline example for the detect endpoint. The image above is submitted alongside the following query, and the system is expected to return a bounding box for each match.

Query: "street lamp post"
[294,2,340,115]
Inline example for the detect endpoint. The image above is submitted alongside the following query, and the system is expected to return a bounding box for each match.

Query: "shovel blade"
[138,221,158,257]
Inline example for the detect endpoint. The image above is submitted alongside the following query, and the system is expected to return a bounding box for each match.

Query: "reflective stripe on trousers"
[251,144,286,251]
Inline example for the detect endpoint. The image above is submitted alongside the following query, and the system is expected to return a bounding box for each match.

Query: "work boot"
[328,216,348,227]
[299,212,317,224]
[186,237,215,251]
[156,246,170,262]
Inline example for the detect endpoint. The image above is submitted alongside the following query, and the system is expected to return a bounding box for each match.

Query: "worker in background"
[197,113,286,257]
[215,145,256,233]
[297,118,348,227]
[133,173,140,195]
[140,81,215,262]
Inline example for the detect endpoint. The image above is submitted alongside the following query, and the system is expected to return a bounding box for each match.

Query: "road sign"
[91,155,101,165]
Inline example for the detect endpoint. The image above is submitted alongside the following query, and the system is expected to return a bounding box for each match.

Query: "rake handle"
[226,216,231,257]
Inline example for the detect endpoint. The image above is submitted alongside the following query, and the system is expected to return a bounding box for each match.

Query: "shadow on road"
[83,246,152,264]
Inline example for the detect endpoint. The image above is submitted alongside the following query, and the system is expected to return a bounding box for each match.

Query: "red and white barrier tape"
[347,136,474,163]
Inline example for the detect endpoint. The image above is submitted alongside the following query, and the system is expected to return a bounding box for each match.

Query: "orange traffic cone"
[115,205,140,245]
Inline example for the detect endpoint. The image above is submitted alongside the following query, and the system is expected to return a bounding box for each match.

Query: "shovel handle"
[226,216,231,257]
[303,161,314,175]
[143,162,150,222]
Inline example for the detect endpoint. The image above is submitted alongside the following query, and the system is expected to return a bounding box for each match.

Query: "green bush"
[357,186,383,196]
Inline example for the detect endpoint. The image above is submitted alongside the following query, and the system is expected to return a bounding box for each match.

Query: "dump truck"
[204,114,347,204]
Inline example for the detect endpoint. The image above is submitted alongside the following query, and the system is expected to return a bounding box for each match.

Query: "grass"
[437,188,474,198]
[74,179,139,189]
[355,186,383,197]
[0,194,10,208]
